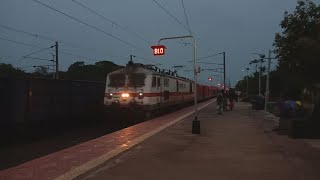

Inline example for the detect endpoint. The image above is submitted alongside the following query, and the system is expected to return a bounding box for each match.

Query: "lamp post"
[252,51,276,111]
[265,50,272,111]
[223,52,226,93]
[251,53,265,96]
[157,35,200,134]
[242,68,249,94]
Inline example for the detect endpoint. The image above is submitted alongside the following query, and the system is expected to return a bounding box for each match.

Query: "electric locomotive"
[104,61,216,111]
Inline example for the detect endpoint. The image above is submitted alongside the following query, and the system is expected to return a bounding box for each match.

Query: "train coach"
[104,61,217,113]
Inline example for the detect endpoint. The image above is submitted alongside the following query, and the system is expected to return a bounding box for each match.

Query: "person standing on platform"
[229,90,236,110]
[223,91,229,112]
[217,90,224,114]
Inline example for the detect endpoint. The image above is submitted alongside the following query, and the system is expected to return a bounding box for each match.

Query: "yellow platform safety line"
[55,99,215,180]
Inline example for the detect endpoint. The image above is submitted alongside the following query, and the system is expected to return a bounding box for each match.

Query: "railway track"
[0,102,194,170]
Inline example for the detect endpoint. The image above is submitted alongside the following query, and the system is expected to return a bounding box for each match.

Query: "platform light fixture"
[153,35,200,134]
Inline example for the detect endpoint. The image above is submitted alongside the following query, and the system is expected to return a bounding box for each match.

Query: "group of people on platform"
[216,89,238,114]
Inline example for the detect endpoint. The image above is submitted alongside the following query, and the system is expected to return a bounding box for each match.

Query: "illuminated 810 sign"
[151,45,166,56]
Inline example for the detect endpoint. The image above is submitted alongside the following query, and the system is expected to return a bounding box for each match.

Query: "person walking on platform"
[223,91,229,112]
[229,90,236,110]
[217,90,224,114]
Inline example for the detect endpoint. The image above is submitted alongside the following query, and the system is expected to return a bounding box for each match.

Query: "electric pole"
[246,73,249,94]
[223,52,226,93]
[265,50,271,111]
[252,51,275,111]
[246,68,249,94]
[50,53,55,79]
[55,41,59,79]
[259,64,261,96]
[130,54,134,62]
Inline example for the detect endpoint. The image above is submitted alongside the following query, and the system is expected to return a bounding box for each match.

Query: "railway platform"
[0,100,213,180]
[1,99,320,180]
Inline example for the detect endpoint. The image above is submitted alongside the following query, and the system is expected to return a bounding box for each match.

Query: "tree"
[65,60,123,81]
[33,66,48,75]
[0,60,124,81]
[0,63,25,78]
[274,0,320,93]
[235,79,246,92]
[235,72,266,95]
[67,61,85,72]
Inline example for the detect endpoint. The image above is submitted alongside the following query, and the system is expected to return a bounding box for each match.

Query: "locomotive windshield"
[108,74,125,87]
[128,73,145,87]
[108,73,145,87]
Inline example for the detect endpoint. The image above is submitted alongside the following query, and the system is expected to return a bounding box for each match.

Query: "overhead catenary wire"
[133,55,161,65]
[0,36,55,62]
[180,0,191,35]
[2,2,178,67]
[0,36,107,64]
[197,52,224,61]
[31,0,158,65]
[22,47,53,58]
[152,0,192,35]
[0,24,133,64]
[195,62,223,66]
[23,57,54,62]
[31,0,139,49]
[0,24,55,42]
[34,64,55,67]
[0,36,47,49]
[203,68,224,70]
[181,69,195,80]
[71,0,151,45]
[0,24,89,50]
[0,24,87,51]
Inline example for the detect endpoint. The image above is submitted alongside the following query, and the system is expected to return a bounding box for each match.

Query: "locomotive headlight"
[138,92,144,99]
[121,93,130,98]
[107,93,113,99]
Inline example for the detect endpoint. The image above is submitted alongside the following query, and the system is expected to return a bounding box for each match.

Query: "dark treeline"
[0,60,123,82]
[236,0,320,99]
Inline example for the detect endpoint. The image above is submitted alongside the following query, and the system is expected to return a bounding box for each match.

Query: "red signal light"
[208,77,213,81]
[151,45,166,56]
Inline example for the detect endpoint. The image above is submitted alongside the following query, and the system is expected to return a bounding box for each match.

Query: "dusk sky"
[0,0,304,86]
